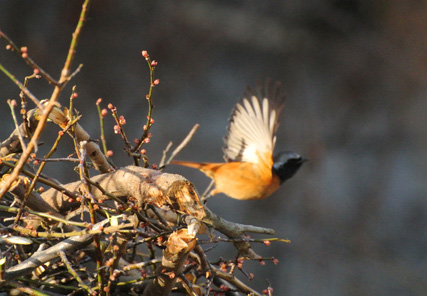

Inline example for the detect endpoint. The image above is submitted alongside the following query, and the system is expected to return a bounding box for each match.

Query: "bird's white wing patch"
[223,81,285,164]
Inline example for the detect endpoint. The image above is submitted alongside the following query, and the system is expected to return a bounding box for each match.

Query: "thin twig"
[110,105,133,155]
[0,30,59,85]
[12,278,80,292]
[67,63,84,82]
[7,100,27,153]
[202,205,274,259]
[203,206,275,235]
[75,139,106,292]
[20,73,41,142]
[59,251,95,295]
[83,175,125,206]
[0,205,86,227]
[212,266,261,296]
[122,258,161,271]
[201,180,215,202]
[96,99,108,155]
[0,63,42,108]
[61,0,90,79]
[199,236,291,245]
[133,51,158,154]
[34,157,80,163]
[158,123,200,170]
[167,123,199,164]
[159,141,173,168]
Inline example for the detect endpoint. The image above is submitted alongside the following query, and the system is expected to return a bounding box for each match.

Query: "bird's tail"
[170,161,222,179]
[170,160,206,170]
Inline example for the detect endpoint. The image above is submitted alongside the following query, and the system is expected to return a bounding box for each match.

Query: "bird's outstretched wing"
[223,80,285,164]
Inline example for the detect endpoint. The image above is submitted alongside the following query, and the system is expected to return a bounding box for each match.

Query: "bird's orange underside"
[172,155,280,200]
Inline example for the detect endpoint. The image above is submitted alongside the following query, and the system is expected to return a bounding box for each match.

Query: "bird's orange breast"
[200,162,280,200]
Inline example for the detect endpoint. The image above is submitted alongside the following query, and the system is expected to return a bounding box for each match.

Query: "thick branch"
[41,166,205,220]
[1,175,61,217]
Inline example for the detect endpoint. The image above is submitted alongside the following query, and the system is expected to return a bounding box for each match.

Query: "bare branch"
[202,206,274,259]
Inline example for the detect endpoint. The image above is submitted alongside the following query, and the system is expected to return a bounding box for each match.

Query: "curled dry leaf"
[166,228,197,255]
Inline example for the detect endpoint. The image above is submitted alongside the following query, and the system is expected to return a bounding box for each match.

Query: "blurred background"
[1,1,426,295]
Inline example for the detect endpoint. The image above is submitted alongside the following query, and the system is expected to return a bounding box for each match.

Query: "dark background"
[1,1,426,295]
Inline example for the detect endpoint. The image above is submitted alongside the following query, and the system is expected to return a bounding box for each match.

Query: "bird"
[171,80,306,200]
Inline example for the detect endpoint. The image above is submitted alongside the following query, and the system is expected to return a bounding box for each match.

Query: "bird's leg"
[201,180,215,203]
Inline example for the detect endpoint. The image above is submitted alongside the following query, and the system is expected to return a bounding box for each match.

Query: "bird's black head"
[272,151,306,184]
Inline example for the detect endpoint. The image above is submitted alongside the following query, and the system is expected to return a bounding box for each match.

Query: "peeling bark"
[41,166,206,220]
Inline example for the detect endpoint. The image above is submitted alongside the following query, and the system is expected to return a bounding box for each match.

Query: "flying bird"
[171,80,305,200]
